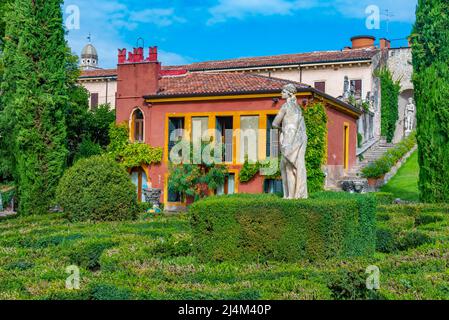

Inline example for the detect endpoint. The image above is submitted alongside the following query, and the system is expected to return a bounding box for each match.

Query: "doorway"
[131,167,149,202]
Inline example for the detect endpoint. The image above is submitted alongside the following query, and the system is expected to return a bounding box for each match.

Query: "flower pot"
[367,178,378,187]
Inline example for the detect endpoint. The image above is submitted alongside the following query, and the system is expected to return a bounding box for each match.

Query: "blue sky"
[64,0,417,69]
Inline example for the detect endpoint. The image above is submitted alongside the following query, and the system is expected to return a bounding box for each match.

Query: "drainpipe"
[105,78,109,105]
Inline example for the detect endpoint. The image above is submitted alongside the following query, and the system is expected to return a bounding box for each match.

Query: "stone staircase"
[333,139,396,192]
[351,139,396,177]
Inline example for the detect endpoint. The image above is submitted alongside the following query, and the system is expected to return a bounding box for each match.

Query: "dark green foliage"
[0,0,70,214]
[412,0,449,203]
[376,203,447,253]
[327,267,384,300]
[56,156,139,222]
[5,261,34,271]
[189,193,376,262]
[303,103,328,192]
[377,68,401,143]
[362,133,416,178]
[90,283,132,300]
[74,138,103,162]
[375,192,395,205]
[69,240,116,271]
[376,228,433,253]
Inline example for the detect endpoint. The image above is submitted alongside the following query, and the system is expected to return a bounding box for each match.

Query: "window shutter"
[314,82,326,93]
[90,93,99,109]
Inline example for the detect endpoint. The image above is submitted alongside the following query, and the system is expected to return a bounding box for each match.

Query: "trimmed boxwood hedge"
[189,193,376,262]
[56,155,139,222]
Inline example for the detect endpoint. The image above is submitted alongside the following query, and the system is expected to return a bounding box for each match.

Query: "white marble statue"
[404,97,415,135]
[272,84,308,199]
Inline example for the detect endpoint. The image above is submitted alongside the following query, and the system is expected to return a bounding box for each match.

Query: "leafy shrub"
[362,133,417,179]
[5,261,34,271]
[56,155,139,222]
[375,192,395,205]
[150,238,192,259]
[189,193,376,262]
[89,283,132,300]
[327,268,384,300]
[74,138,103,162]
[108,123,162,169]
[396,231,433,251]
[239,158,260,183]
[69,240,116,271]
[415,214,444,226]
[376,228,397,253]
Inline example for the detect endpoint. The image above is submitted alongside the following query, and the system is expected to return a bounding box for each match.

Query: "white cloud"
[207,0,416,24]
[130,8,186,27]
[64,1,189,68]
[208,0,317,24]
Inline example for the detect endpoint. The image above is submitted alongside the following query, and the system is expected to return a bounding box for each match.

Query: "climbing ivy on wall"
[412,0,449,203]
[377,68,401,143]
[303,102,328,193]
[108,123,163,169]
[238,102,328,193]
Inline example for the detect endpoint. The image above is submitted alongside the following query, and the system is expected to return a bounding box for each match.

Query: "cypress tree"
[411,0,449,203]
[1,0,68,214]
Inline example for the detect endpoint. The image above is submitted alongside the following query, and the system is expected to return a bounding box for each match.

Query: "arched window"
[132,109,144,142]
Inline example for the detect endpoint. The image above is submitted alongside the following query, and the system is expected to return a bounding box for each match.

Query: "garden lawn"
[1,201,449,300]
[381,151,419,202]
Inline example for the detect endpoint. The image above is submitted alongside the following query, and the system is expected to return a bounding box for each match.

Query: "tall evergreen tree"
[412,0,449,203]
[1,0,68,214]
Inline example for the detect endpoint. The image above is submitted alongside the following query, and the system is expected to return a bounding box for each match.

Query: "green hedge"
[189,193,376,262]
[56,155,139,222]
[376,204,448,253]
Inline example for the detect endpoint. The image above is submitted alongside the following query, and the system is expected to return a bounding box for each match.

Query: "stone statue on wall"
[404,97,415,135]
[343,76,350,99]
[272,84,308,199]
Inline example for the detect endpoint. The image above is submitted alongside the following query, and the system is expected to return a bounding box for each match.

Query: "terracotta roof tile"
[79,69,117,78]
[167,48,378,71]
[156,72,310,96]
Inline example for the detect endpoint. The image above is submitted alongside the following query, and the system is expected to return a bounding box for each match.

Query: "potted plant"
[362,159,390,187]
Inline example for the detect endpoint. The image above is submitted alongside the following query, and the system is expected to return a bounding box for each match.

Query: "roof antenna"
[382,9,395,35]
[136,37,145,48]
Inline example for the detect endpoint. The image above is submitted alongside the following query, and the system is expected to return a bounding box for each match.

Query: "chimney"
[351,35,376,49]
[116,46,161,124]
[380,38,391,50]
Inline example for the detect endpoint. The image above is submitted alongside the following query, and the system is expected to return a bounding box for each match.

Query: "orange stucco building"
[115,47,361,209]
